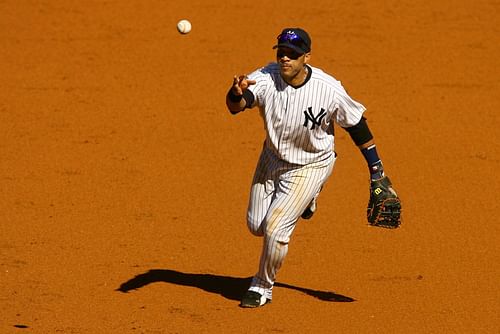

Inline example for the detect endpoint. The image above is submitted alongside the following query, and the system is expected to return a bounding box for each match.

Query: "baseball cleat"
[240,291,269,308]
[301,199,317,220]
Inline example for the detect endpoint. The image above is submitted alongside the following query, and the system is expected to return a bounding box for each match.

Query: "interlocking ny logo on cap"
[278,30,300,43]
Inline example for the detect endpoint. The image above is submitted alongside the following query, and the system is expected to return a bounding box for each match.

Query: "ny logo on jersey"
[303,107,327,130]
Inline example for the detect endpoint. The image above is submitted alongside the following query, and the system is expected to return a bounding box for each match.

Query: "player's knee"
[264,226,290,245]
[246,216,264,236]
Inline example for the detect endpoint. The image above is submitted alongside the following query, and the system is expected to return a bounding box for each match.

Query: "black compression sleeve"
[227,90,243,103]
[243,89,254,108]
[343,117,373,146]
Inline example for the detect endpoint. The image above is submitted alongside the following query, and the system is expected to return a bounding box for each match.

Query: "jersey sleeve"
[246,63,274,108]
[331,84,367,128]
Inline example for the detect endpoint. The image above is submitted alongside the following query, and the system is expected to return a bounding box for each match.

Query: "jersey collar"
[289,64,312,89]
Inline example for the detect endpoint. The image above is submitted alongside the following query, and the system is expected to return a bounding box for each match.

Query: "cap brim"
[273,43,306,54]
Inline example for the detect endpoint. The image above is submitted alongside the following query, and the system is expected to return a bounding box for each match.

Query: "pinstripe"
[247,149,335,297]
[247,63,365,165]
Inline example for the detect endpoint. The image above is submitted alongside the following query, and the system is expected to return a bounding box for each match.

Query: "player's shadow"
[116,269,355,303]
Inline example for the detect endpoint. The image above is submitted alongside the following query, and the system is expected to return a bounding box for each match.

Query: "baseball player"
[226,28,401,308]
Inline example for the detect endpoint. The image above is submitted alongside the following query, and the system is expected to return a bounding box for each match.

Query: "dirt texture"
[1,1,499,333]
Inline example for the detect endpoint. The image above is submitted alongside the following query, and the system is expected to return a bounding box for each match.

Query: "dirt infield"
[1,1,499,333]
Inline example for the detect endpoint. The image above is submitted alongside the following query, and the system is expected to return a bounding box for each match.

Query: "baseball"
[177,19,191,34]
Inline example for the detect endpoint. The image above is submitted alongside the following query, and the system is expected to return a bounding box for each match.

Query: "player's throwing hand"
[231,75,256,96]
[226,75,256,114]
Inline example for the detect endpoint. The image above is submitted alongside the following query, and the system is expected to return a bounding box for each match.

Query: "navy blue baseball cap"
[273,28,311,54]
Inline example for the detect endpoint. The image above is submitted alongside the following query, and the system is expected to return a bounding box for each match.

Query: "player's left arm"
[343,117,382,177]
[343,117,402,228]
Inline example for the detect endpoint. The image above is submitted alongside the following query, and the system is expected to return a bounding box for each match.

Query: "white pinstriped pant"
[246,147,335,300]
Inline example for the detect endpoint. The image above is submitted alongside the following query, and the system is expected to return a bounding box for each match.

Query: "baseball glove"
[367,176,402,228]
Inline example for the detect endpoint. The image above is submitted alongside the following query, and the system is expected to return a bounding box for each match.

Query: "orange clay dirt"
[1,1,499,333]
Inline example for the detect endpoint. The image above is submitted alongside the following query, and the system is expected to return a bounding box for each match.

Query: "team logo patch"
[303,107,327,130]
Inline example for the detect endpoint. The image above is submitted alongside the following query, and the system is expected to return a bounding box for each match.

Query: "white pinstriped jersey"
[246,63,366,165]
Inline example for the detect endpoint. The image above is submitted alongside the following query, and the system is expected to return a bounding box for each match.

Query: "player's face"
[276,47,310,84]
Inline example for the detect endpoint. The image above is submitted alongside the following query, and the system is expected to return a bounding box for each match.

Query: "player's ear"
[303,52,311,64]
